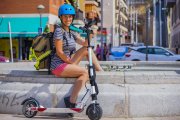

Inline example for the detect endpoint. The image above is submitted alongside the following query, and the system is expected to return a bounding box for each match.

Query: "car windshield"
[110,46,128,57]
[111,47,127,52]
[154,48,167,55]
[165,48,175,54]
[137,48,153,54]
[136,47,175,55]
[121,43,134,47]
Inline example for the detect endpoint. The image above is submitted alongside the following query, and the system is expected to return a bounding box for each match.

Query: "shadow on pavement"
[12,114,88,120]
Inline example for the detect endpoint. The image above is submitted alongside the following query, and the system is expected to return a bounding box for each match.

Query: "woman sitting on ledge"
[50,3,103,114]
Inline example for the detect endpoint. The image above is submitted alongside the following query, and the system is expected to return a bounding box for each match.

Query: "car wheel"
[176,60,180,61]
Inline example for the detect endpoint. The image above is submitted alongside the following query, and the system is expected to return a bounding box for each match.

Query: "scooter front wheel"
[22,100,38,118]
[86,104,103,120]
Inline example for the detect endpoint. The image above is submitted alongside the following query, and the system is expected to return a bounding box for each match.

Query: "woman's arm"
[55,39,72,64]
[76,33,94,46]
[75,34,87,46]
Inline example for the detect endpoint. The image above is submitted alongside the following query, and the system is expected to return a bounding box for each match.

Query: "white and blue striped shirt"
[50,24,77,70]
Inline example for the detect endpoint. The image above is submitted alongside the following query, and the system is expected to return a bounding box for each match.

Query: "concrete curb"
[0,62,180,118]
[1,81,180,118]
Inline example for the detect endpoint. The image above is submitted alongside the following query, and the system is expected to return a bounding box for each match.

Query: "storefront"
[0,16,48,61]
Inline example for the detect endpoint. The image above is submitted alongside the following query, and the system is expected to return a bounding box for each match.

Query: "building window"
[176,4,178,21]
[173,7,175,25]
[179,32,180,43]
[172,8,173,25]
[179,0,180,19]
[175,7,176,23]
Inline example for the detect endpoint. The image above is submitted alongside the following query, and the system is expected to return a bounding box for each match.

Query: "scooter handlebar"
[79,20,97,32]
[85,20,96,28]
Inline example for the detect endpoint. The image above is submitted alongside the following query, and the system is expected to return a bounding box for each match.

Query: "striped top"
[50,24,77,71]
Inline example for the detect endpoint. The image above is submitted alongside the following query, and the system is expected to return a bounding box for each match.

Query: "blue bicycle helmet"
[58,4,75,16]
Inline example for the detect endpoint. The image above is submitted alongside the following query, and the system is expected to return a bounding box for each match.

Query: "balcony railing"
[128,0,145,5]
[116,5,120,10]
[120,8,128,16]
[120,21,128,28]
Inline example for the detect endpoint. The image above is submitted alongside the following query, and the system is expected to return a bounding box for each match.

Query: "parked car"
[121,43,144,47]
[121,43,134,47]
[0,56,10,62]
[108,46,128,61]
[123,46,180,61]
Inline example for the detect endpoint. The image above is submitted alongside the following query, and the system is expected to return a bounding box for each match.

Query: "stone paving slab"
[0,114,180,120]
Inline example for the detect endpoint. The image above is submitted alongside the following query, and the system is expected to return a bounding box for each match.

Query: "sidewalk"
[0,114,180,120]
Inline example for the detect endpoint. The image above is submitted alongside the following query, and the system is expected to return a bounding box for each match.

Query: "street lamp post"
[135,10,138,43]
[130,6,135,43]
[8,22,13,62]
[159,0,162,46]
[146,8,151,61]
[37,5,45,34]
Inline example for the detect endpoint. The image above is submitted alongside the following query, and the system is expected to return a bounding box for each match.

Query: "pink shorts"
[51,63,68,77]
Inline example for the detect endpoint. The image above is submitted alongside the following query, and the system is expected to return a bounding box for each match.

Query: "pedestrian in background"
[103,43,108,61]
[95,44,101,60]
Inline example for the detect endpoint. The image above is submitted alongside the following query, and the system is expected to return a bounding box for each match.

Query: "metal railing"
[120,21,128,28]
[128,0,145,5]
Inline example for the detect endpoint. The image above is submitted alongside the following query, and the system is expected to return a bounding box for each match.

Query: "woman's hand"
[89,33,94,39]
[66,57,73,64]
[76,33,94,46]
[76,35,87,46]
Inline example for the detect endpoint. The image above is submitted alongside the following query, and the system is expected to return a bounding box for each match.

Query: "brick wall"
[49,0,64,16]
[171,0,180,53]
[0,0,49,14]
[0,0,65,15]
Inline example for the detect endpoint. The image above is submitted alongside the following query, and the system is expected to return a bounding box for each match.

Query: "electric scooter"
[21,20,103,120]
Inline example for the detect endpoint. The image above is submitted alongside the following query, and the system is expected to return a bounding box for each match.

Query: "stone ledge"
[0,71,124,84]
[0,70,179,84]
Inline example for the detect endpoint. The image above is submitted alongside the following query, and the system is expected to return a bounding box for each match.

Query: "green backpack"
[29,32,54,74]
[29,25,85,74]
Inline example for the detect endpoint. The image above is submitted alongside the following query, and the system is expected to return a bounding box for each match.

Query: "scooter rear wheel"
[86,104,103,120]
[22,100,37,118]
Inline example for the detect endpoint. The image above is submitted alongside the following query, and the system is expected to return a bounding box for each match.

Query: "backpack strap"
[60,26,76,48]
[48,32,54,75]
[69,30,76,40]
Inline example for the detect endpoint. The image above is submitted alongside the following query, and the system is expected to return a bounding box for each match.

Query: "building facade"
[102,0,128,47]
[127,0,148,44]
[118,0,129,45]
[166,0,180,54]
[84,0,100,48]
[0,0,85,60]
[153,0,168,47]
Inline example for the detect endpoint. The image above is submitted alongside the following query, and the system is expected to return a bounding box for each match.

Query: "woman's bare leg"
[60,64,89,103]
[71,46,88,65]
[71,46,103,71]
[89,49,103,71]
[59,47,102,103]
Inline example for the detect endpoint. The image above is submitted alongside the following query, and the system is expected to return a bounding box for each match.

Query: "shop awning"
[0,17,48,38]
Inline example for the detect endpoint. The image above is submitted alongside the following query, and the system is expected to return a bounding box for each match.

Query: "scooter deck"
[30,107,82,113]
[44,108,82,113]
